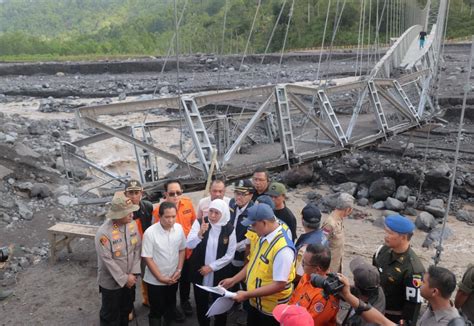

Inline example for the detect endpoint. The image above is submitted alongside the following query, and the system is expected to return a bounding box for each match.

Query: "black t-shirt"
[419,31,427,40]
[274,206,297,241]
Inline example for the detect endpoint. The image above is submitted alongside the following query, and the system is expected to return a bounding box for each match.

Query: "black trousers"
[179,259,191,303]
[99,286,134,326]
[147,282,178,319]
[247,305,279,326]
[193,284,227,326]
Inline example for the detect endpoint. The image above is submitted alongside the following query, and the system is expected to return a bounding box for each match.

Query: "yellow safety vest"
[245,226,296,315]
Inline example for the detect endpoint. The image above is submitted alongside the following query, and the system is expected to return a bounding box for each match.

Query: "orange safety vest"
[289,273,339,325]
[152,197,196,259]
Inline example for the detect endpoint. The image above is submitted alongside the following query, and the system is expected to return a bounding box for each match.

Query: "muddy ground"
[0,44,473,325]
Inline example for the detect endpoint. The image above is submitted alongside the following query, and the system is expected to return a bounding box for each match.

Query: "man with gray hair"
[321,192,355,273]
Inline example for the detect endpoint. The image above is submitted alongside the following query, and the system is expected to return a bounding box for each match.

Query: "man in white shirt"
[196,179,231,219]
[142,202,186,325]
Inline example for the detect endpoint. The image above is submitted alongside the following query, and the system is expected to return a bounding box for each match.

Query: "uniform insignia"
[100,236,108,246]
[113,223,118,229]
[399,256,404,262]
[314,302,324,313]
[130,181,138,187]
[115,251,121,257]
[389,276,395,282]
[412,274,423,288]
[223,237,229,245]
[183,209,192,214]
[131,238,137,245]
[126,199,132,205]
[129,223,135,230]
[395,267,401,273]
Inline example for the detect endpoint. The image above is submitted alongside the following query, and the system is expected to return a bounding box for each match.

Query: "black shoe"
[181,300,193,316]
[174,307,186,323]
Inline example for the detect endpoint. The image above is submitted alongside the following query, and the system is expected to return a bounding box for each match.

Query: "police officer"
[373,214,425,325]
[95,191,142,326]
[124,179,153,308]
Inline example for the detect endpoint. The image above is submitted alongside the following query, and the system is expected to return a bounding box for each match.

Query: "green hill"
[0,0,472,59]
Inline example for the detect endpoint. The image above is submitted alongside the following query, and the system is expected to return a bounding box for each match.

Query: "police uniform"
[372,215,425,325]
[322,212,344,273]
[95,192,141,326]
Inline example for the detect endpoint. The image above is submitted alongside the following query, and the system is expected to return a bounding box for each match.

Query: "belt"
[385,310,403,316]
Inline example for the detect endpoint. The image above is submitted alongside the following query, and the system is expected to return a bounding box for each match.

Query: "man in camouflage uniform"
[95,191,142,326]
[373,214,425,325]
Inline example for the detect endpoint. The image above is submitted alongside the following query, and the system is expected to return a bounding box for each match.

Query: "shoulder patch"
[100,236,109,246]
[412,274,423,288]
[314,302,325,313]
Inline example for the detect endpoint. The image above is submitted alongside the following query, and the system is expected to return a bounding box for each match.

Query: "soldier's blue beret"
[385,214,415,234]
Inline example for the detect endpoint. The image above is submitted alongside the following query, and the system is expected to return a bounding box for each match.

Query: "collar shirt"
[95,219,141,290]
[418,305,460,326]
[260,225,295,282]
[322,213,344,273]
[141,222,186,286]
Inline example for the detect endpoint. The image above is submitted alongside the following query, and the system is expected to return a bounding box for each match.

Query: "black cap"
[234,179,254,193]
[302,203,322,228]
[125,179,143,192]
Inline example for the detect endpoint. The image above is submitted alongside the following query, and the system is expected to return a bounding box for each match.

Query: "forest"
[0,0,472,60]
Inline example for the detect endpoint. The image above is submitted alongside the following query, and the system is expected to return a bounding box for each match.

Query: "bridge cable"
[355,0,365,77]
[260,0,288,65]
[315,0,332,83]
[152,0,189,97]
[433,37,474,266]
[276,0,295,84]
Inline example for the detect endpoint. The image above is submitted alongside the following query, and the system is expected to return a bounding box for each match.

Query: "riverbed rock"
[372,201,385,210]
[455,210,473,223]
[422,226,453,248]
[385,197,405,211]
[415,212,437,232]
[395,185,411,202]
[332,182,358,196]
[369,177,396,201]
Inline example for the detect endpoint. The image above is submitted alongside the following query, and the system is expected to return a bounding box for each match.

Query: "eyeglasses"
[167,191,182,197]
[252,177,267,182]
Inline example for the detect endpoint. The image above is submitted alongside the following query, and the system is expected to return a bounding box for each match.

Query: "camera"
[0,246,9,262]
[310,272,344,298]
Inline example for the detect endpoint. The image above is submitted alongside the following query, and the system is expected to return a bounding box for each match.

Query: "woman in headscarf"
[187,199,237,326]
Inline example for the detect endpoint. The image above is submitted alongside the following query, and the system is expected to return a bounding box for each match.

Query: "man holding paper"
[220,203,296,326]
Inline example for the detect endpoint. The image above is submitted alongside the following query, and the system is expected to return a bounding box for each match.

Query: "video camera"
[0,246,9,262]
[310,272,344,299]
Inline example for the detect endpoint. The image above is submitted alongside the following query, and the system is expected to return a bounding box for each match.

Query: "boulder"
[14,143,41,158]
[403,207,418,216]
[321,193,340,210]
[425,202,445,218]
[357,198,369,207]
[406,196,417,207]
[356,184,369,199]
[16,201,33,220]
[429,199,444,208]
[372,201,385,210]
[280,165,313,187]
[422,226,453,248]
[332,182,358,196]
[384,197,405,211]
[0,164,13,179]
[427,163,452,179]
[415,212,437,232]
[30,183,52,199]
[456,210,473,223]
[57,195,78,207]
[382,210,399,217]
[369,177,396,201]
[305,191,320,200]
[395,186,411,202]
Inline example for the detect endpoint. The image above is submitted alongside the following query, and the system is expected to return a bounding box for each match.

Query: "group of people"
[94,167,473,326]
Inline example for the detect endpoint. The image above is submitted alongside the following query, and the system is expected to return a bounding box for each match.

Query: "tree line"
[0,0,472,59]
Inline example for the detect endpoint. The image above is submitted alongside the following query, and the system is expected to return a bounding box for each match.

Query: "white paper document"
[195,284,237,298]
[194,284,237,317]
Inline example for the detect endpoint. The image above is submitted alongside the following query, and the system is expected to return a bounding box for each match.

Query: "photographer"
[342,257,386,326]
[288,244,339,325]
[337,273,396,326]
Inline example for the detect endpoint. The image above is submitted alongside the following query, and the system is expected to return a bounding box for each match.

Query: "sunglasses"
[167,191,183,197]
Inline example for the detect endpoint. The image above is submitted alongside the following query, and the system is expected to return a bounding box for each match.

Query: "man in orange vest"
[124,179,154,310]
[153,179,196,319]
[289,244,339,325]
